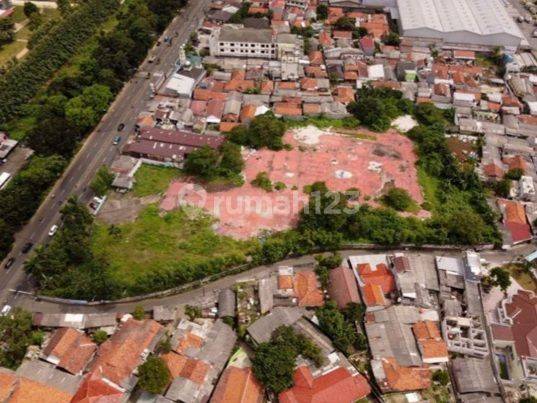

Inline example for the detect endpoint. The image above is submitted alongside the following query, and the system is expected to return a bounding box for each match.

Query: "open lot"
[161,127,424,239]
[91,204,254,287]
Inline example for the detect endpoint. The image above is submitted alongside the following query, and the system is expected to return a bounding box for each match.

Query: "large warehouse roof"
[397,0,523,47]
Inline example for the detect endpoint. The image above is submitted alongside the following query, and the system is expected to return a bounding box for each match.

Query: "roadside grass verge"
[91,205,255,288]
[133,165,182,197]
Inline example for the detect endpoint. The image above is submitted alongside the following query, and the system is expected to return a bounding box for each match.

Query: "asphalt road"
[0,0,211,308]
[8,245,536,314]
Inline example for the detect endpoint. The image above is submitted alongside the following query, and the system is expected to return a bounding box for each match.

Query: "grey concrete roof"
[247,306,303,344]
[452,357,499,394]
[218,289,236,318]
[219,27,273,43]
[16,361,82,396]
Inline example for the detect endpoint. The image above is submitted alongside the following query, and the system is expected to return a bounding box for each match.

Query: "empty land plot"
[161,127,424,239]
[91,205,254,286]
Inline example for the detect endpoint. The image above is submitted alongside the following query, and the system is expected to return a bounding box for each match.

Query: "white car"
[1,305,11,316]
[48,224,58,237]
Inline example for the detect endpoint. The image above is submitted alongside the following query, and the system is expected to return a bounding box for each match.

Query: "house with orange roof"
[328,266,360,309]
[88,319,164,391]
[274,102,303,118]
[372,358,431,393]
[41,327,97,375]
[412,321,449,364]
[497,199,532,247]
[0,367,75,403]
[279,365,370,403]
[72,368,124,403]
[210,347,264,403]
[293,270,324,307]
[356,262,396,295]
[361,283,388,311]
[211,366,263,403]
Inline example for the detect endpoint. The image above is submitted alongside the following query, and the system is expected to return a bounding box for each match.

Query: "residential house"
[41,328,97,375]
[327,266,360,309]
[88,319,164,391]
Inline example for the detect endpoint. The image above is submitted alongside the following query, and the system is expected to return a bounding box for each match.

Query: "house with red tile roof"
[279,365,370,403]
[293,270,324,307]
[0,368,75,403]
[373,358,431,393]
[497,199,533,247]
[274,102,303,118]
[211,366,263,403]
[88,319,164,391]
[328,266,360,309]
[412,321,449,364]
[42,328,97,375]
[502,290,537,359]
[361,283,388,310]
[357,262,396,295]
[72,368,124,403]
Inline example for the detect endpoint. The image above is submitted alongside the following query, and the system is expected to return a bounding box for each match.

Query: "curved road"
[0,0,211,308]
[8,245,535,314]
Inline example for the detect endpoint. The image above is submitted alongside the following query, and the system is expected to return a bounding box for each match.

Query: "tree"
[0,308,42,369]
[333,16,355,31]
[0,18,15,47]
[505,168,524,181]
[137,356,171,394]
[218,142,244,177]
[184,146,219,179]
[347,97,390,132]
[314,253,342,289]
[28,12,43,31]
[432,369,450,386]
[56,0,72,16]
[23,2,39,17]
[383,32,400,46]
[92,330,108,344]
[490,267,511,292]
[65,84,113,131]
[252,325,323,394]
[251,172,272,192]
[185,305,201,321]
[316,301,356,354]
[316,3,328,20]
[520,397,537,403]
[228,112,286,150]
[252,342,296,394]
[133,305,145,320]
[381,188,414,211]
[90,166,115,196]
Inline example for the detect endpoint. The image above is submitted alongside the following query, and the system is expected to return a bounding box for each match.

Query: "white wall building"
[211,27,276,59]
[396,0,524,51]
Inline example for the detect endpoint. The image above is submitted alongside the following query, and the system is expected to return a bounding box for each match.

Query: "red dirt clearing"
[161,128,424,239]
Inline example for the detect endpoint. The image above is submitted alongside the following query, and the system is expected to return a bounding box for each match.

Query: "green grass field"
[92,205,254,286]
[133,165,183,197]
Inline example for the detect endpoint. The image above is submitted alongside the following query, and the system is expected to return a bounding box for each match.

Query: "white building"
[211,27,276,59]
[285,0,308,9]
[396,0,524,51]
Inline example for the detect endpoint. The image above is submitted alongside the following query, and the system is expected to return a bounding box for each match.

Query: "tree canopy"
[228,112,286,150]
[137,356,171,394]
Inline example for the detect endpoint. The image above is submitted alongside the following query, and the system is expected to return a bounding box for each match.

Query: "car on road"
[3,257,14,270]
[117,123,125,131]
[1,305,11,316]
[21,242,33,254]
[48,224,58,237]
[113,135,122,145]
[518,16,525,23]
